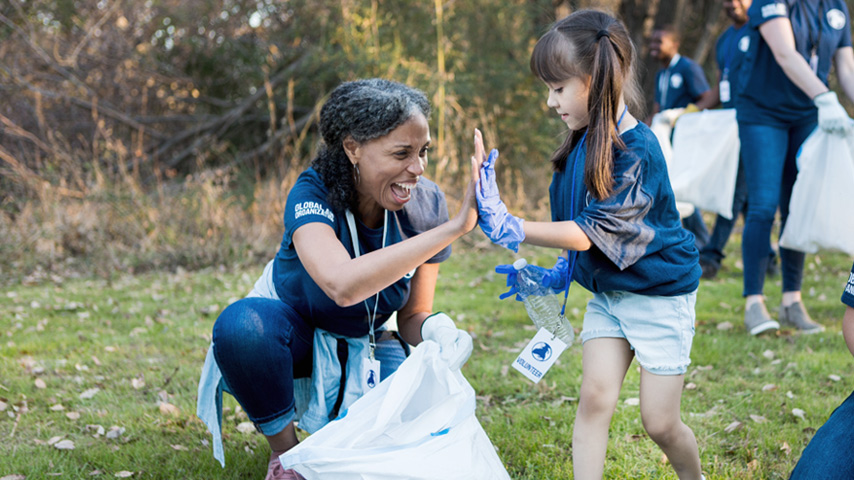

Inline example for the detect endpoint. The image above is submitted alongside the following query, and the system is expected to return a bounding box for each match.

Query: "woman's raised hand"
[473,129,526,252]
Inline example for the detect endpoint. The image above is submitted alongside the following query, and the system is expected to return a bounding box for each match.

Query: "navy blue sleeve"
[398,178,452,264]
[283,169,338,249]
[843,262,854,308]
[687,61,711,99]
[573,150,657,271]
[749,0,790,28]
[835,2,852,49]
[654,69,663,105]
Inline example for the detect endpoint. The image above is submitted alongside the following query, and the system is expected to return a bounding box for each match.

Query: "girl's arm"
[759,17,828,98]
[294,147,481,308]
[833,46,854,102]
[522,220,592,251]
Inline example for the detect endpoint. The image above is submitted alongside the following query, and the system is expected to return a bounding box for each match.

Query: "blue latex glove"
[495,256,570,301]
[541,256,569,292]
[476,149,525,252]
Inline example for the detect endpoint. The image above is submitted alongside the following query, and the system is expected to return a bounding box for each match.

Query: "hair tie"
[596,30,610,40]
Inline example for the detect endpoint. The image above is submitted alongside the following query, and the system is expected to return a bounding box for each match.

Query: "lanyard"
[796,0,824,58]
[345,209,388,360]
[559,105,628,316]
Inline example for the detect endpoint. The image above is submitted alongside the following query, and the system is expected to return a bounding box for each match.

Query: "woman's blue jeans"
[212,297,406,436]
[790,390,854,479]
[737,120,815,297]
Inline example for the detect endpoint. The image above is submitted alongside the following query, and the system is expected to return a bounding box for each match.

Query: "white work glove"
[813,91,852,134]
[420,313,473,371]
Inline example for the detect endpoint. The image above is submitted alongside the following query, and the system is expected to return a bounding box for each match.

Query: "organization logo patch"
[761,2,787,18]
[739,35,751,52]
[670,73,684,89]
[827,9,846,30]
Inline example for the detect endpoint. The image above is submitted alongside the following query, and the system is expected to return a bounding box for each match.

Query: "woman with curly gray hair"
[197,78,483,479]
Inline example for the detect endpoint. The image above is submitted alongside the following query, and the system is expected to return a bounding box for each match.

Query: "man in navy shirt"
[648,25,715,250]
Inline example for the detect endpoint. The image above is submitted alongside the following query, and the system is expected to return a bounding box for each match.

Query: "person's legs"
[700,158,747,279]
[640,371,703,479]
[738,122,789,333]
[682,209,710,251]
[573,338,634,480]
[790,391,854,479]
[212,297,314,471]
[778,121,824,332]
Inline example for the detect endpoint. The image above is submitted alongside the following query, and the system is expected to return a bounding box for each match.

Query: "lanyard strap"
[796,0,824,55]
[559,105,629,316]
[345,209,388,359]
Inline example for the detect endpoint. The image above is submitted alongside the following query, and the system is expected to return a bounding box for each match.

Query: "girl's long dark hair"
[530,10,641,200]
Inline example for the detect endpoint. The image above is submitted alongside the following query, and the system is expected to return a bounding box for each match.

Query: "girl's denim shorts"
[580,290,697,375]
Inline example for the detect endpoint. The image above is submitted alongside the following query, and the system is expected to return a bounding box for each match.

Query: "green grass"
[1,240,852,479]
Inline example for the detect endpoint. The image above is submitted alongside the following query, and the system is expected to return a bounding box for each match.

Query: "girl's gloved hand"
[494,256,569,301]
[476,149,525,252]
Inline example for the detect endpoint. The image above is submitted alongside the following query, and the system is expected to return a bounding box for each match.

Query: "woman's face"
[546,76,590,131]
[346,113,430,222]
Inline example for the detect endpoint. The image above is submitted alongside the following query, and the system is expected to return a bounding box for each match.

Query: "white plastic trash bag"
[779,127,854,256]
[279,342,512,480]
[670,109,741,219]
[651,109,695,218]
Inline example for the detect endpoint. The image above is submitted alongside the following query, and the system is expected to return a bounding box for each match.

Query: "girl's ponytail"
[585,28,626,200]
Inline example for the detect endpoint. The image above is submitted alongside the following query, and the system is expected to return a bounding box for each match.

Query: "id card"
[511,328,567,383]
[810,53,819,73]
[719,79,731,103]
[361,357,381,391]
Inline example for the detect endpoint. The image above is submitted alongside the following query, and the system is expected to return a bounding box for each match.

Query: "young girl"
[474,10,704,480]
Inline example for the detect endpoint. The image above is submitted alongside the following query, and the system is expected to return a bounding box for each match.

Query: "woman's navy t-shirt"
[549,123,701,296]
[737,0,852,126]
[272,167,451,337]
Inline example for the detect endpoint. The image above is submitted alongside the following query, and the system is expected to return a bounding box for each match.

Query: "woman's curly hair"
[312,78,431,212]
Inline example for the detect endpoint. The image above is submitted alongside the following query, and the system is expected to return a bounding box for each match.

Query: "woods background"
[2,0,850,283]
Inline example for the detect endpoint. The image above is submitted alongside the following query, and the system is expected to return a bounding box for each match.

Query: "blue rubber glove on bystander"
[476,149,525,252]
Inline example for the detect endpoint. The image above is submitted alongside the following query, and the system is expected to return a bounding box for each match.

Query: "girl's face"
[345,113,430,224]
[546,76,591,131]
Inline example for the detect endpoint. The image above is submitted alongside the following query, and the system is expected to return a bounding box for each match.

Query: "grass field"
[1,238,852,479]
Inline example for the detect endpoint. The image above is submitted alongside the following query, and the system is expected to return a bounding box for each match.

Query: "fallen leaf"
[86,424,105,436]
[762,350,775,360]
[624,398,640,406]
[762,384,777,392]
[749,414,767,423]
[66,411,81,420]
[716,321,733,331]
[114,472,134,478]
[1,475,27,480]
[724,421,743,433]
[684,382,697,390]
[131,378,145,390]
[159,402,180,416]
[747,459,759,470]
[171,444,189,451]
[829,374,841,382]
[500,365,509,377]
[780,441,792,456]
[106,426,125,439]
[54,439,75,450]
[47,436,63,445]
[0,400,7,411]
[34,378,47,389]
[50,404,65,411]
[236,421,255,434]
[79,388,100,399]
[792,408,806,420]
[89,471,104,476]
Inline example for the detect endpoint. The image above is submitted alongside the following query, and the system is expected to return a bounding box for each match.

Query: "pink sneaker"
[266,453,306,480]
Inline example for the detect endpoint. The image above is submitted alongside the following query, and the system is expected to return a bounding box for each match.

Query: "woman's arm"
[523,220,592,251]
[395,262,439,346]
[759,17,829,98]
[834,46,854,102]
[294,140,481,308]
